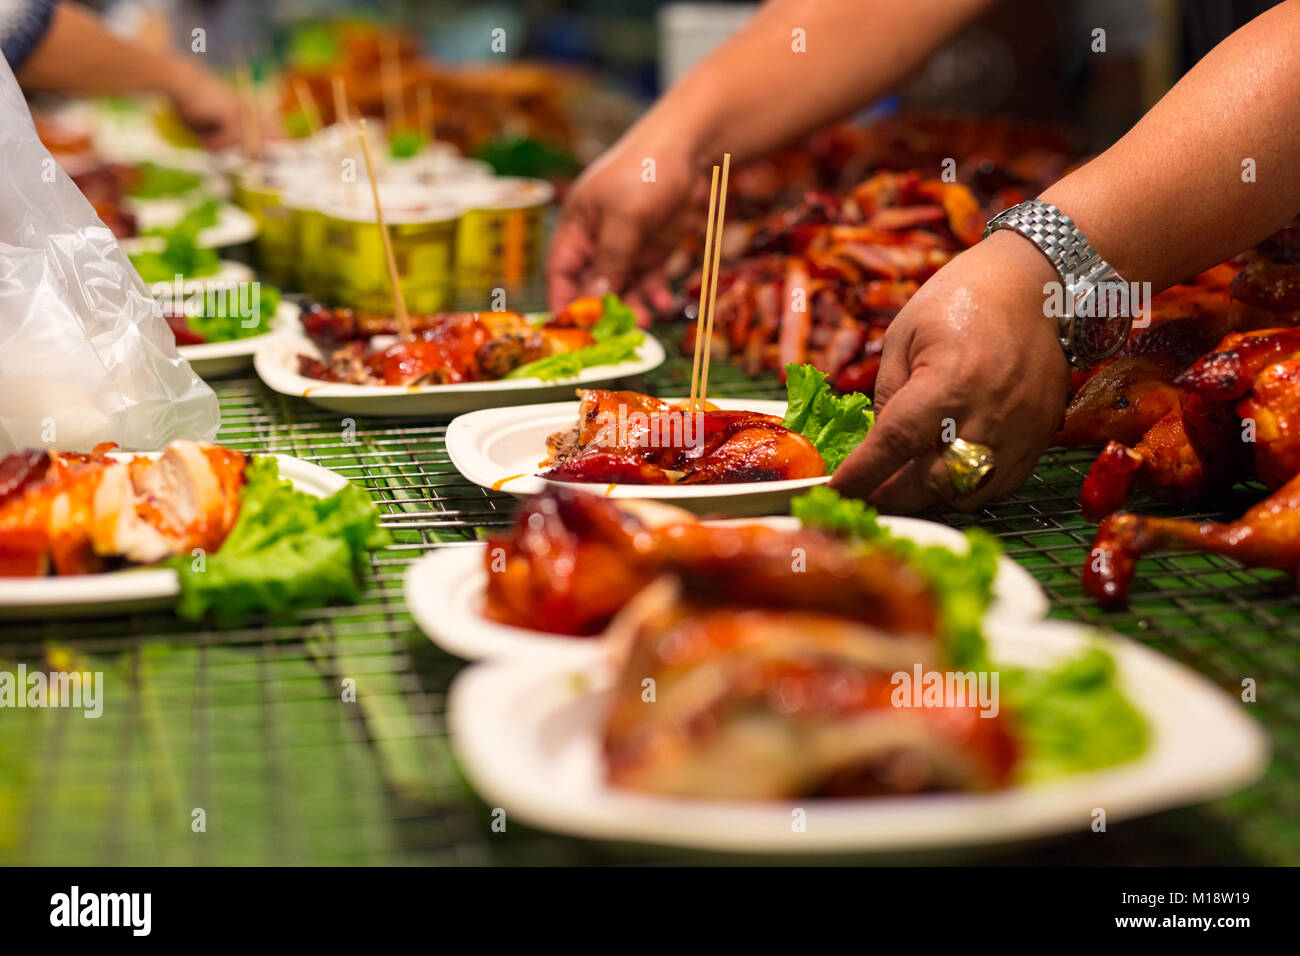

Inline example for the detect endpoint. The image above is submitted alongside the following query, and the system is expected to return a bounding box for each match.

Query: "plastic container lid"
[316,182,465,224]
[427,177,554,212]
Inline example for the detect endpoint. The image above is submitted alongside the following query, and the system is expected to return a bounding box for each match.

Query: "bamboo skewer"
[330,72,350,130]
[331,74,359,209]
[416,85,435,182]
[292,78,324,138]
[687,165,720,413]
[687,154,732,412]
[417,85,434,141]
[381,36,405,133]
[697,153,731,410]
[354,118,411,342]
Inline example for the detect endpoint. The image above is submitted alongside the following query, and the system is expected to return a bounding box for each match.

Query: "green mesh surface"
[1,348,1296,865]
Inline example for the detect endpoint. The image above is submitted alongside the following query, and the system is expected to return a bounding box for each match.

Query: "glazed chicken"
[1085,470,1300,607]
[0,441,247,577]
[483,488,935,636]
[1081,306,1300,603]
[296,297,602,386]
[540,389,826,485]
[1064,227,1300,519]
[482,488,1016,799]
[602,576,1017,800]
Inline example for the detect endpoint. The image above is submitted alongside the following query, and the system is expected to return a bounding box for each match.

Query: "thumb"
[589,215,645,297]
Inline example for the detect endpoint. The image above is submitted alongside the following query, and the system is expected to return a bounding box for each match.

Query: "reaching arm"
[832,0,1300,513]
[16,2,243,148]
[1040,0,1300,291]
[655,0,996,168]
[547,0,995,309]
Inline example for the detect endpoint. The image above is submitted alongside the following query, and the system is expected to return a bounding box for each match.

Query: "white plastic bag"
[0,54,218,455]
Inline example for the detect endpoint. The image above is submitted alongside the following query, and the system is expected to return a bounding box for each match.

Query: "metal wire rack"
[1,348,1296,866]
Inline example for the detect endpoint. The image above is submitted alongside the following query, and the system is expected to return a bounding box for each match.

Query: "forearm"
[1041,0,1300,291]
[17,4,194,101]
[643,0,995,167]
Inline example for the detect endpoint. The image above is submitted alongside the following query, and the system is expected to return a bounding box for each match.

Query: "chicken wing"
[1085,470,1300,606]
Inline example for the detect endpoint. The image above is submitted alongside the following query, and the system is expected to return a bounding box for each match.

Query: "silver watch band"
[983,199,1130,370]
[982,199,1102,280]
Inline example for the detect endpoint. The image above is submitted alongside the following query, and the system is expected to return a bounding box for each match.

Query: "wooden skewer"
[331,74,359,209]
[687,164,721,413]
[381,35,405,133]
[697,152,731,410]
[354,118,411,341]
[417,85,434,143]
[292,78,324,138]
[416,85,436,182]
[330,73,350,130]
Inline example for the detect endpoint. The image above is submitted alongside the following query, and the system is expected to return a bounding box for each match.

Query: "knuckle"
[875,424,920,461]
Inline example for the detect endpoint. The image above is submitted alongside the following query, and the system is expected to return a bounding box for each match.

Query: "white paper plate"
[119,202,258,251]
[255,322,666,417]
[405,515,1048,664]
[178,300,300,378]
[137,259,254,291]
[449,618,1269,855]
[0,453,346,619]
[446,399,830,516]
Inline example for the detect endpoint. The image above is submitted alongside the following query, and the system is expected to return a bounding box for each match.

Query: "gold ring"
[942,438,997,495]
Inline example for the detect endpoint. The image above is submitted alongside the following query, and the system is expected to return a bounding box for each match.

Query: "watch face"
[1073,280,1133,362]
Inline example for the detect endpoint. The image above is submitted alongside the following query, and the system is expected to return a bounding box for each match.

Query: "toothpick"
[292,78,324,139]
[330,73,350,131]
[331,74,358,208]
[697,153,731,410]
[355,118,411,341]
[381,35,405,133]
[417,85,435,181]
[688,165,721,413]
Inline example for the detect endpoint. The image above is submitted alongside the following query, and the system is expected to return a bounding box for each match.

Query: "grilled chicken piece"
[1238,354,1300,488]
[541,389,825,484]
[1079,394,1245,520]
[483,489,683,636]
[298,307,596,386]
[0,450,115,575]
[1176,326,1300,402]
[482,488,935,637]
[1085,470,1300,607]
[602,578,1017,800]
[1177,327,1300,490]
[0,441,247,577]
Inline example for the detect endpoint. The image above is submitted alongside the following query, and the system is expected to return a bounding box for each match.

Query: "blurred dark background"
[75,0,1286,152]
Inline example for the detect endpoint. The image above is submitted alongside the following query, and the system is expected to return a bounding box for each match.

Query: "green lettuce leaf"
[389,130,426,159]
[791,485,1148,779]
[173,457,390,622]
[1001,647,1148,782]
[782,363,874,472]
[132,201,223,283]
[506,294,644,381]
[792,485,994,667]
[128,161,203,199]
[184,285,281,343]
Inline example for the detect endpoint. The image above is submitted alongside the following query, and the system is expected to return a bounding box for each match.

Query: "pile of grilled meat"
[484,489,1018,800]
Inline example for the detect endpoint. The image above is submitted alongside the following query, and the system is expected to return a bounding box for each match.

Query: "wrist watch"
[983,199,1134,370]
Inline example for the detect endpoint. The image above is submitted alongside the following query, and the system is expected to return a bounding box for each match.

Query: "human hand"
[829,230,1071,512]
[546,123,702,314]
[167,61,243,150]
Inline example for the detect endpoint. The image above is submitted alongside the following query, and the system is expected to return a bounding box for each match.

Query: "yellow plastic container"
[318,185,463,314]
[439,178,554,298]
